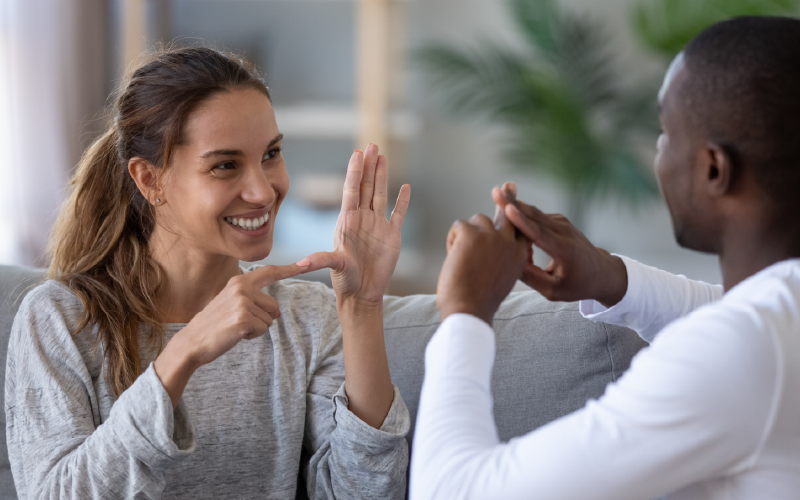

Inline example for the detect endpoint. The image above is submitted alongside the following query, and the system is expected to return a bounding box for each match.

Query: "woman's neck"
[149,228,242,324]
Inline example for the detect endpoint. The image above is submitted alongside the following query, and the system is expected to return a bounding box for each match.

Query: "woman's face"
[158,87,289,263]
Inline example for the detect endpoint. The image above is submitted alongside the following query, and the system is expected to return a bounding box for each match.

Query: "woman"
[5,47,411,499]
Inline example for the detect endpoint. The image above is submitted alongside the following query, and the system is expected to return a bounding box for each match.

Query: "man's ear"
[128,158,162,204]
[701,142,733,197]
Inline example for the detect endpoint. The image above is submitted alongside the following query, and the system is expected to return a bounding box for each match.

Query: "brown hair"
[48,47,271,397]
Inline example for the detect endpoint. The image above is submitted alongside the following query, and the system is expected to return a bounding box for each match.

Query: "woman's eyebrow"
[200,149,243,159]
[199,134,284,159]
[268,133,284,148]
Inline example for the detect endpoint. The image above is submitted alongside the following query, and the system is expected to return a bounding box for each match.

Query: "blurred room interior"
[3,0,770,296]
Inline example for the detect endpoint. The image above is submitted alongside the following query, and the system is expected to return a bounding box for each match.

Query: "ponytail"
[49,128,163,397]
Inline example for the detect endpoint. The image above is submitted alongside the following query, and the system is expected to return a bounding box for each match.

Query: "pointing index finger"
[248,262,311,290]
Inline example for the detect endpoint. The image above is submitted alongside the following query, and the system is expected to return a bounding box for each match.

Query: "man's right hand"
[492,183,628,308]
[436,213,530,326]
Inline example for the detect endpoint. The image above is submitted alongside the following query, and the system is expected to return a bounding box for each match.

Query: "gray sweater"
[4,276,410,499]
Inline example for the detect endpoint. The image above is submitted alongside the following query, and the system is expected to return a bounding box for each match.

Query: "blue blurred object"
[273,198,338,255]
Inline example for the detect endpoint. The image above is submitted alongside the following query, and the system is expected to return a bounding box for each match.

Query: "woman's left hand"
[303,144,410,305]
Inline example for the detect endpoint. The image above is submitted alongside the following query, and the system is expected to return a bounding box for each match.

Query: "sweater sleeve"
[301,288,410,499]
[580,255,725,342]
[4,285,195,499]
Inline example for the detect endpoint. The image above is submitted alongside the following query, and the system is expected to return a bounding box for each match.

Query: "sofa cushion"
[0,265,46,498]
[383,290,647,446]
[0,265,648,498]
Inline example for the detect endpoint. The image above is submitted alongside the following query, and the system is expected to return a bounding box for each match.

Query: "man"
[410,17,800,500]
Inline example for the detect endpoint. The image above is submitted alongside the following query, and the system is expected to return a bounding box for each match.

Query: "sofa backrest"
[0,265,648,498]
[0,265,46,498]
[382,290,647,446]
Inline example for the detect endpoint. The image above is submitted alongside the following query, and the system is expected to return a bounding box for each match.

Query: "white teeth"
[225,214,269,231]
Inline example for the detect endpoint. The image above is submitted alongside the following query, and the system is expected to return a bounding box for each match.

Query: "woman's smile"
[224,208,272,234]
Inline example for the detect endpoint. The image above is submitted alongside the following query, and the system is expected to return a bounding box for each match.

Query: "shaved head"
[678,17,800,216]
[658,52,685,105]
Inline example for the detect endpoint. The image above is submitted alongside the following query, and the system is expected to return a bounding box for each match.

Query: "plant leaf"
[633,0,800,58]
[510,0,561,56]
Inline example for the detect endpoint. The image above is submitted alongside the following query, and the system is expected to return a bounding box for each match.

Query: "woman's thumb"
[301,251,346,273]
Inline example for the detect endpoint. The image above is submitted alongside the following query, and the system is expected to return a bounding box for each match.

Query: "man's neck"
[718,218,800,291]
[148,227,242,324]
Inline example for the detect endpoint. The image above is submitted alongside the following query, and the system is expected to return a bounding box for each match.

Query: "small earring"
[155,198,161,204]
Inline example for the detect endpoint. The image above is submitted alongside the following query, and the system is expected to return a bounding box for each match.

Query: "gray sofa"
[0,264,648,498]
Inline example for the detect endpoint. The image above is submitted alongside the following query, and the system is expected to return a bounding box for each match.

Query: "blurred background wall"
[3,0,796,293]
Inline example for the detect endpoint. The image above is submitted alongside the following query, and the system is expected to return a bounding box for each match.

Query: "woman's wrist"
[335,295,393,428]
[153,331,201,408]
[337,296,383,321]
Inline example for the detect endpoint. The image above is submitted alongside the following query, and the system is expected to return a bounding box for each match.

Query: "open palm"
[303,144,410,304]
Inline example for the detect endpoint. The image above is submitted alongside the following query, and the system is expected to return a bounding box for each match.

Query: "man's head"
[654,16,800,253]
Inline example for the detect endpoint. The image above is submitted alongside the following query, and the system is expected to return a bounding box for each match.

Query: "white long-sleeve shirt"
[410,256,800,500]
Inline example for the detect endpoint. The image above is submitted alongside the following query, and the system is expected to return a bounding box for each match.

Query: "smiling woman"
[4,47,411,499]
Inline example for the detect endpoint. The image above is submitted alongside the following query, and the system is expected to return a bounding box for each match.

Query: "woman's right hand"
[154,262,309,407]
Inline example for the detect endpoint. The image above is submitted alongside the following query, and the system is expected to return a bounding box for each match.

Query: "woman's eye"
[213,161,236,171]
[263,148,282,161]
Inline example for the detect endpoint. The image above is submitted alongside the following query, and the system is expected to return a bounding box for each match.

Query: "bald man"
[411,17,800,500]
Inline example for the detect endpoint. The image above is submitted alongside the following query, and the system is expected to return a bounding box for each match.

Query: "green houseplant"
[633,0,800,58]
[417,0,660,228]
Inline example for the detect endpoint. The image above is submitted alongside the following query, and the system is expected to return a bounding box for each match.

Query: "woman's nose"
[240,164,275,205]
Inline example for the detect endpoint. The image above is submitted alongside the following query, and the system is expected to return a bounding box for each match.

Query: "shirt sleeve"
[301,288,410,499]
[4,287,196,499]
[410,311,779,500]
[579,255,724,342]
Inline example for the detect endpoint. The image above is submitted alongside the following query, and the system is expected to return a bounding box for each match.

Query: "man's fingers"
[446,219,474,252]
[249,262,311,289]
[342,150,364,212]
[504,204,540,241]
[521,263,560,296]
[389,184,411,228]
[515,200,557,231]
[468,213,494,231]
[446,221,461,252]
[496,209,518,239]
[373,155,389,215]
[300,251,347,273]
[491,186,513,210]
[505,204,563,256]
[359,143,379,209]
[491,183,519,208]
[503,182,517,198]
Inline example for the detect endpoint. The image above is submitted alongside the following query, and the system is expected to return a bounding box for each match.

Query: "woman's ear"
[128,158,163,205]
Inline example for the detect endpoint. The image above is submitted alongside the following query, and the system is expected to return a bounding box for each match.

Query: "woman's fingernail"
[296,260,311,267]
[355,149,362,154]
